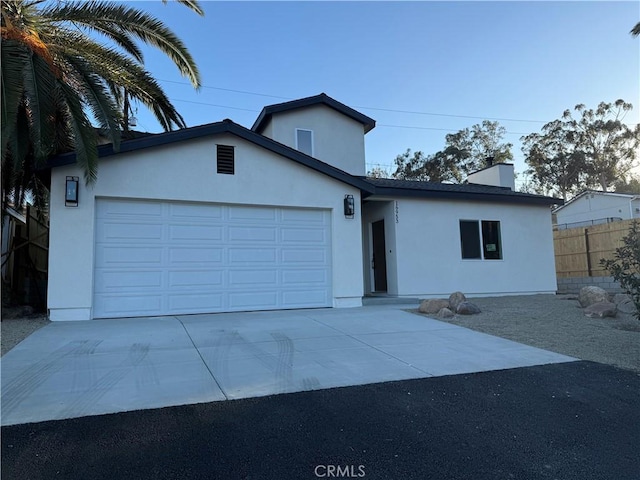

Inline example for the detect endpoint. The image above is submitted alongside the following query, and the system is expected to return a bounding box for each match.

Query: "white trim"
[49,308,92,321]
[295,128,314,157]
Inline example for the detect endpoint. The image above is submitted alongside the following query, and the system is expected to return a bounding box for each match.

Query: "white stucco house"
[45,94,562,321]
[553,190,640,230]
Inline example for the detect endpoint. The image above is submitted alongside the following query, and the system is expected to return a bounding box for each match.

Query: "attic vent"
[217,145,235,174]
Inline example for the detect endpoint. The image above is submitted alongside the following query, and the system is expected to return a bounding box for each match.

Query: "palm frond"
[57,81,98,184]
[162,0,205,17]
[63,53,122,150]
[43,1,201,88]
[1,40,28,159]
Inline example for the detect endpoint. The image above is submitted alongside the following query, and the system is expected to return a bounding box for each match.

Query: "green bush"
[600,221,640,319]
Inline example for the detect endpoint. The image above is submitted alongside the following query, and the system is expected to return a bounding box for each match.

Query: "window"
[217,144,234,174]
[459,220,502,260]
[295,129,313,156]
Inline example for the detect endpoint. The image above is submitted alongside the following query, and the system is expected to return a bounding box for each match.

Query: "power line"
[157,78,552,124]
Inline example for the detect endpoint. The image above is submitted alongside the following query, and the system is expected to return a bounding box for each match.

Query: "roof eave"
[370,186,562,206]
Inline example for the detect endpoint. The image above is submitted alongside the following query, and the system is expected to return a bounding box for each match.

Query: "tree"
[522,100,640,198]
[442,120,513,174]
[367,166,392,179]
[613,175,640,195]
[631,22,640,36]
[1,0,203,210]
[392,149,463,183]
[391,121,513,182]
[521,120,588,201]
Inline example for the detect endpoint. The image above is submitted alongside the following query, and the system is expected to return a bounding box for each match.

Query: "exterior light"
[344,194,355,218]
[65,176,79,207]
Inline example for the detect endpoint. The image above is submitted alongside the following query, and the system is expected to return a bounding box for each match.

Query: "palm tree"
[1,0,202,209]
[632,22,640,37]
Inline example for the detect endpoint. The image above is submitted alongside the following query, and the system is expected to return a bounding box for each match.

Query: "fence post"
[584,227,592,277]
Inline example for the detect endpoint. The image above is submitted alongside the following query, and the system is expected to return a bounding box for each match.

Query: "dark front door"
[371,220,387,292]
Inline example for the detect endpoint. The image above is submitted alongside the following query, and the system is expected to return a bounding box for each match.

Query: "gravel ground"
[2,295,639,373]
[413,294,640,373]
[1,313,50,357]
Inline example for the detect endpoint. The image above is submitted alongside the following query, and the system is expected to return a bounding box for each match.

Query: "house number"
[395,201,399,223]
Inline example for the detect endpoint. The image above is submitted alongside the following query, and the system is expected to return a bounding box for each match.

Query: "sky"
[125,1,640,187]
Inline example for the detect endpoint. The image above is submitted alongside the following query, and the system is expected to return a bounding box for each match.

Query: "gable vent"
[217,144,235,174]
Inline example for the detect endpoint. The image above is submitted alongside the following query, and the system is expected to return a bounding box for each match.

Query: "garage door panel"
[168,270,223,288]
[169,224,223,241]
[169,203,223,220]
[228,248,277,264]
[282,289,329,307]
[96,246,163,265]
[281,208,327,224]
[93,199,332,318]
[281,248,329,264]
[228,226,277,242]
[229,269,277,286]
[98,222,163,242]
[169,247,223,264]
[281,227,327,243]
[95,294,163,316]
[168,293,224,312]
[281,269,328,285]
[97,199,163,218]
[96,271,162,290]
[228,206,277,222]
[229,291,279,309]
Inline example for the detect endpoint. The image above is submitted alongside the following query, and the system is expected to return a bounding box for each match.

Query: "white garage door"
[93,199,332,318]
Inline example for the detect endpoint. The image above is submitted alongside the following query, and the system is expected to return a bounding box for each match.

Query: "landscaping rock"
[578,286,609,308]
[437,307,454,318]
[613,294,637,315]
[448,291,467,312]
[584,301,617,318]
[456,301,481,315]
[418,299,450,314]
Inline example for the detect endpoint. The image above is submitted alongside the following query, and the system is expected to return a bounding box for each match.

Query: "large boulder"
[448,291,467,312]
[613,293,637,315]
[584,301,617,318]
[419,299,450,314]
[578,286,609,308]
[437,307,455,318]
[456,301,481,315]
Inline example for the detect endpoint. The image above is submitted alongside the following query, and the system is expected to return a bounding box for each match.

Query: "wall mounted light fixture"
[344,194,355,218]
[65,176,79,207]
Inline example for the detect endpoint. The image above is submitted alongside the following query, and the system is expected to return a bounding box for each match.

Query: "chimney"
[467,163,515,190]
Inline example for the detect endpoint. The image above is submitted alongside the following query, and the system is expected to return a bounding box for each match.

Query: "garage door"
[93,199,332,318]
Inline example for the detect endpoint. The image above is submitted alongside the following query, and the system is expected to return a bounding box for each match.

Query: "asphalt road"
[2,361,638,480]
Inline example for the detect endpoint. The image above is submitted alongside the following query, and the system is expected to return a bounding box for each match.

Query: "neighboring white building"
[553,190,640,230]
[45,94,561,321]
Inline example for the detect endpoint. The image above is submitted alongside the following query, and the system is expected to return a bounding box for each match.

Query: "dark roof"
[252,93,376,134]
[364,178,563,206]
[46,120,375,193]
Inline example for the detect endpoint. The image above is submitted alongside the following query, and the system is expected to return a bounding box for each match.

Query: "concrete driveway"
[1,305,574,426]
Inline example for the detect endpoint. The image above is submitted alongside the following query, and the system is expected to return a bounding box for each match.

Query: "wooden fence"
[1,206,49,308]
[554,219,633,278]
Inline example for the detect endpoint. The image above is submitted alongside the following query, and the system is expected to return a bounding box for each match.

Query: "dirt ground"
[412,294,640,373]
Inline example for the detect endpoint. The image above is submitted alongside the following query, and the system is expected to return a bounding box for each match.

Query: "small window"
[459,220,502,260]
[295,129,313,156]
[460,220,481,259]
[481,220,502,260]
[217,144,234,174]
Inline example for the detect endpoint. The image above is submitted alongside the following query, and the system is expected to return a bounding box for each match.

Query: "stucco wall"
[556,193,638,227]
[388,198,557,297]
[262,105,366,176]
[48,133,363,320]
